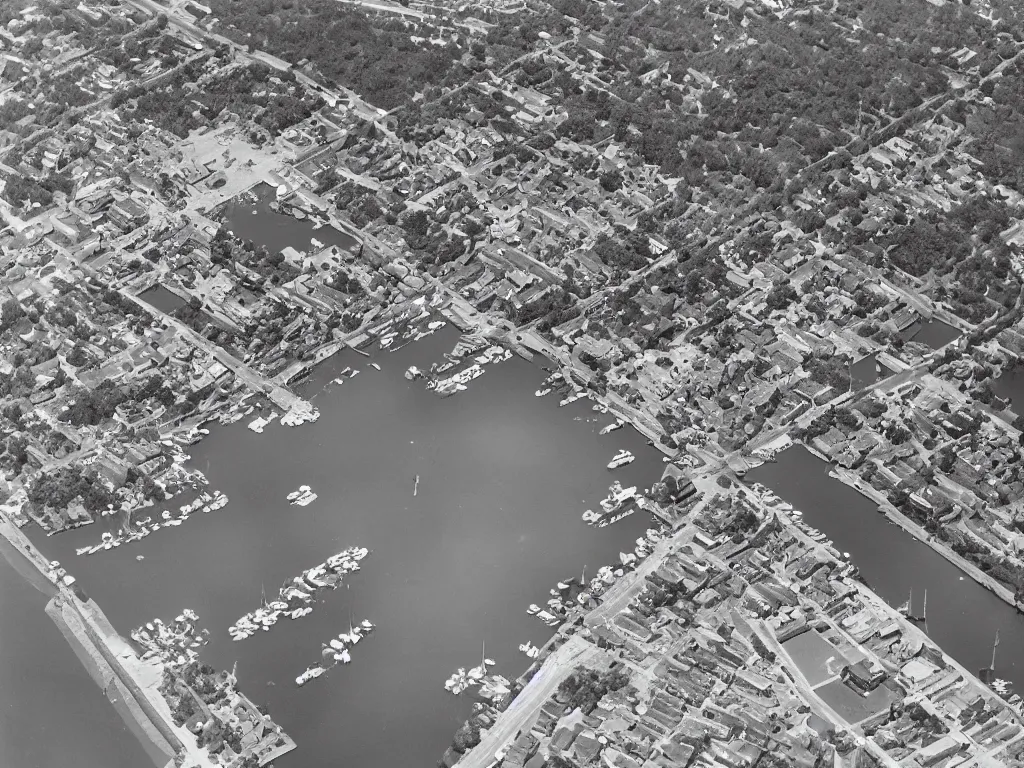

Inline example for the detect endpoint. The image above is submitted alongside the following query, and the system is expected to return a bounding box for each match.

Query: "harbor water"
[900,318,961,349]
[992,364,1024,410]
[219,183,360,255]
[33,330,663,767]
[0,536,150,768]
[750,448,1024,689]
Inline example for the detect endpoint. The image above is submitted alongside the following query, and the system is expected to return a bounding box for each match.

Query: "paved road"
[457,635,603,768]
[125,291,310,413]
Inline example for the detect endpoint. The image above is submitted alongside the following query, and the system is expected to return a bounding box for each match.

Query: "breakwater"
[0,513,175,767]
[46,596,179,768]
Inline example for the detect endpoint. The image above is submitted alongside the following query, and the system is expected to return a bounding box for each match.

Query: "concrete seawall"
[46,597,178,768]
[0,511,185,767]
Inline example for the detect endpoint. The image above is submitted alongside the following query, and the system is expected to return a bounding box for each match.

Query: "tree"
[0,299,24,332]
[557,666,630,713]
[452,723,480,752]
[599,169,623,192]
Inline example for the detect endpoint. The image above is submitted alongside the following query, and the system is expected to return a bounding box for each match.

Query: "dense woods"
[206,0,464,109]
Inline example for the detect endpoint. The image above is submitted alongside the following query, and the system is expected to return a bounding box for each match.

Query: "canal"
[750,448,1024,688]
[33,329,663,767]
[0,537,150,768]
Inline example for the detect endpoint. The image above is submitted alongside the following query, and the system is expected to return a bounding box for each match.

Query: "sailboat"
[979,630,999,684]
[468,641,488,680]
[897,588,912,617]
[909,589,927,623]
[900,588,926,622]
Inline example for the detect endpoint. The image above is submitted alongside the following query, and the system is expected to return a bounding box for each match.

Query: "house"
[841,660,886,692]
[107,197,149,231]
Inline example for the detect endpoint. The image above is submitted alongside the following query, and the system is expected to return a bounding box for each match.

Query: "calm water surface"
[751,449,1024,687]
[850,354,894,389]
[139,284,187,314]
[34,331,662,767]
[0,540,149,768]
[900,318,961,350]
[992,365,1024,411]
[220,183,359,255]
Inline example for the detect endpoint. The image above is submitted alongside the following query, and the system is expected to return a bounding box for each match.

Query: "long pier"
[0,510,295,768]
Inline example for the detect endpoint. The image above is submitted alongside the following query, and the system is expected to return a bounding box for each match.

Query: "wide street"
[456,635,607,768]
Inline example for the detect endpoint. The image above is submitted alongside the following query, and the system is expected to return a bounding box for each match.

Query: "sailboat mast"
[923,589,927,621]
[991,630,1000,671]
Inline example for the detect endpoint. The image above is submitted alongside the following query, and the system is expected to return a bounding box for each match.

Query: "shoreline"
[830,464,1019,608]
[0,510,194,768]
[744,446,1021,612]
[45,596,179,768]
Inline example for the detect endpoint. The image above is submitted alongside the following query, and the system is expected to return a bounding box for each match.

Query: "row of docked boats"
[748,482,849,554]
[130,610,209,669]
[425,340,511,397]
[429,363,484,396]
[473,345,513,366]
[287,485,318,507]
[228,546,369,641]
[296,619,376,687]
[75,491,229,556]
[444,642,502,696]
[582,506,637,528]
[524,528,667,629]
[580,482,639,528]
[374,310,447,353]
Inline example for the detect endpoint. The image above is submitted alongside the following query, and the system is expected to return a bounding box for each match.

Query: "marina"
[31,329,662,768]
[228,547,368,641]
